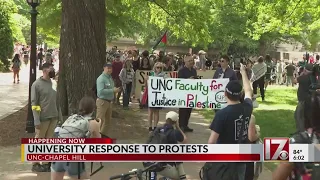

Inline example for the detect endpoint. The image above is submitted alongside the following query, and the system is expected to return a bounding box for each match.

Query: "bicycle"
[109,163,160,180]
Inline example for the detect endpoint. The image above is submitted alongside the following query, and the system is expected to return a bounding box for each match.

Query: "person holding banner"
[147,62,167,132]
[213,55,238,81]
[177,55,197,132]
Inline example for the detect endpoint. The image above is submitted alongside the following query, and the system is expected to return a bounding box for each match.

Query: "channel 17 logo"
[264,138,289,161]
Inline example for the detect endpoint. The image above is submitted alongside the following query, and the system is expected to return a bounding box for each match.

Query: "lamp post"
[25,0,40,133]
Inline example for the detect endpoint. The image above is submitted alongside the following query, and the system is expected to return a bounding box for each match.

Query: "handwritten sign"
[134,70,215,100]
[147,77,229,109]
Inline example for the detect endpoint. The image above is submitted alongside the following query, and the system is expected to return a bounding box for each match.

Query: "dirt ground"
[0,103,273,180]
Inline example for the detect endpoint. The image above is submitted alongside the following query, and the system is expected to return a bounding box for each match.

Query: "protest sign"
[134,70,215,100]
[147,77,229,109]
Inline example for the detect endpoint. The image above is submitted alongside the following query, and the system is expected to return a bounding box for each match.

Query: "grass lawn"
[198,86,297,170]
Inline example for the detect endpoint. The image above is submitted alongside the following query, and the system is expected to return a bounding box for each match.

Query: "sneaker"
[149,127,153,132]
[185,127,194,132]
[31,163,47,172]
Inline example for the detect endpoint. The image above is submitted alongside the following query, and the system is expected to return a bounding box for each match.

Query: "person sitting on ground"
[51,96,101,180]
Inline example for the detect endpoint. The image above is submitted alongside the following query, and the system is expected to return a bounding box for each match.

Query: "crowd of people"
[15,43,320,180]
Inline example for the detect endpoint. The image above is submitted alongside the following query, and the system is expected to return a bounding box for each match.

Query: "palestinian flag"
[152,31,167,50]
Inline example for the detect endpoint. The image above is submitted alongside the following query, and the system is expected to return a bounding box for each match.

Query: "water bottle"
[149,171,157,180]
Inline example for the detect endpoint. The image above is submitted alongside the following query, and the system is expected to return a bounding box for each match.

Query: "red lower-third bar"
[25,154,261,162]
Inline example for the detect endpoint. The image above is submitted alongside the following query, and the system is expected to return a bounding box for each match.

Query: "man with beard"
[31,63,59,172]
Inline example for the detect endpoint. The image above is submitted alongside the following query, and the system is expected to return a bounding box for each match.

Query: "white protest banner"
[147,77,229,109]
[134,70,216,100]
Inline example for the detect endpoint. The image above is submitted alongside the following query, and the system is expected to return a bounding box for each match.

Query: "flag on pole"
[152,31,168,51]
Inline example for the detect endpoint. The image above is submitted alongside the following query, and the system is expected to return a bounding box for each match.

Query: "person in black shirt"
[177,55,197,132]
[293,63,313,131]
[208,63,259,180]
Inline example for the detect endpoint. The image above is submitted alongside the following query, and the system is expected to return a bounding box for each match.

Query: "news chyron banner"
[263,137,320,162]
[21,138,262,162]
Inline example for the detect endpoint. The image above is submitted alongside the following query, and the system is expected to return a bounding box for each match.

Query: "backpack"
[143,127,174,172]
[290,131,320,180]
[58,114,91,138]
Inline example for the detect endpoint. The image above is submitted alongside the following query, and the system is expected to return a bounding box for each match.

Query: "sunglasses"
[156,67,162,69]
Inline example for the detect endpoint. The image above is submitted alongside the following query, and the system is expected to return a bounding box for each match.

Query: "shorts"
[51,162,85,177]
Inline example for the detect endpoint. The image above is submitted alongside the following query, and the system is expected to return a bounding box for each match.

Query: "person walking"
[31,63,58,172]
[38,48,44,70]
[285,61,296,87]
[251,56,267,101]
[119,59,135,109]
[276,60,284,85]
[11,54,21,84]
[177,55,197,132]
[96,62,121,137]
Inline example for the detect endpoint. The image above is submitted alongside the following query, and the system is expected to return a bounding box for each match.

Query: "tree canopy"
[8,0,320,53]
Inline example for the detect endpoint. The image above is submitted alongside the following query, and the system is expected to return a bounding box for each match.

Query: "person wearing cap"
[177,55,197,132]
[96,62,121,137]
[111,53,123,104]
[213,54,237,80]
[208,63,258,180]
[146,111,187,180]
[31,63,59,172]
[293,63,314,131]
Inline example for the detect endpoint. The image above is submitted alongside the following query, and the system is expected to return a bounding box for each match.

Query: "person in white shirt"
[276,60,284,85]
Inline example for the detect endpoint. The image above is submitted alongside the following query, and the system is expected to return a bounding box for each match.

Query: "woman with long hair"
[264,54,273,90]
[139,50,152,70]
[146,62,166,131]
[119,59,135,109]
[12,54,21,84]
[272,92,320,180]
[51,96,101,180]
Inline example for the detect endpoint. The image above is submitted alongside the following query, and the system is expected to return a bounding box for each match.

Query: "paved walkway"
[0,64,42,120]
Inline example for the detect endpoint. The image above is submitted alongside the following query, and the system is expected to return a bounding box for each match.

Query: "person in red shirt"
[112,53,123,104]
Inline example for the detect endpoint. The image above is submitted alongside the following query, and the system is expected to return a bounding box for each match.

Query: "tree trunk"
[58,0,106,115]
[259,39,267,56]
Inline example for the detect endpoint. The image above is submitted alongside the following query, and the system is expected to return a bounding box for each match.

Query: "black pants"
[245,162,254,180]
[123,82,132,107]
[178,108,192,128]
[252,75,265,100]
